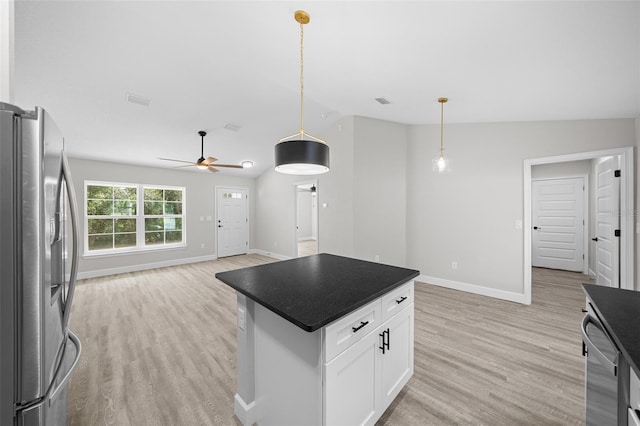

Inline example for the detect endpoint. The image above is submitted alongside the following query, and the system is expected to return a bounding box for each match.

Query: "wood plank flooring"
[68,258,590,425]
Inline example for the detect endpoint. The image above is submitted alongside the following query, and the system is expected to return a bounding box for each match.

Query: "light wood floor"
[68,258,590,425]
[298,240,318,257]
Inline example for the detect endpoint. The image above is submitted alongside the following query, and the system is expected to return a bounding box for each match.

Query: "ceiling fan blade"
[202,156,217,166]
[207,166,220,173]
[158,157,195,165]
[213,164,244,169]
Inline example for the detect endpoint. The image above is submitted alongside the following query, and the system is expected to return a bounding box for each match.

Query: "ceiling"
[13,1,640,178]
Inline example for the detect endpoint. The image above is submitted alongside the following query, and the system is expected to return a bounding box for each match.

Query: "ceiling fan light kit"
[432,97,451,174]
[274,10,330,175]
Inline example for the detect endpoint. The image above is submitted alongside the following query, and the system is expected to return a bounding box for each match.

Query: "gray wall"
[253,116,408,267]
[69,158,255,278]
[406,119,636,295]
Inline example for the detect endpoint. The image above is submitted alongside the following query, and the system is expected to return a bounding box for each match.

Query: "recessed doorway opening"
[294,181,318,257]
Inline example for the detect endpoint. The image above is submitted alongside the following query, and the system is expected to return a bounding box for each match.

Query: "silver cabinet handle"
[61,152,79,332]
[581,314,618,376]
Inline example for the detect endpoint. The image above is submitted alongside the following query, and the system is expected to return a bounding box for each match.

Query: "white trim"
[588,268,597,280]
[234,393,256,426]
[248,249,292,261]
[531,174,589,275]
[416,275,526,304]
[524,147,635,304]
[77,254,217,280]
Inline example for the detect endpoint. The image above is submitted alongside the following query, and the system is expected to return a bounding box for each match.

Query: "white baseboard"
[77,254,218,280]
[588,268,596,279]
[417,274,527,304]
[248,249,292,261]
[234,393,256,426]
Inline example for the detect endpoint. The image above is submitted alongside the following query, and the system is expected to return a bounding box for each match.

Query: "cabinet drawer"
[324,299,381,363]
[381,281,414,323]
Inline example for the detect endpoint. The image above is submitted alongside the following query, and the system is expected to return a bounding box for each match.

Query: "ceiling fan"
[159,131,243,173]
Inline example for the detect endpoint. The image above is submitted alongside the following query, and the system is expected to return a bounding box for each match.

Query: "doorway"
[215,187,248,258]
[523,147,634,304]
[295,181,318,257]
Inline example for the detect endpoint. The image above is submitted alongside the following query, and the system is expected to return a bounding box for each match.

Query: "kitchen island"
[215,253,419,426]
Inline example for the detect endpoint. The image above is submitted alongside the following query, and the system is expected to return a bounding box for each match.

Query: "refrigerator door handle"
[48,329,82,404]
[61,152,79,332]
[16,330,82,414]
[581,314,618,376]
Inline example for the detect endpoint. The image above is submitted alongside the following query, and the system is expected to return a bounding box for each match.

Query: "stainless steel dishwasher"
[582,308,621,425]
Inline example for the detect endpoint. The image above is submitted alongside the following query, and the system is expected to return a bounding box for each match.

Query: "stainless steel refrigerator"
[0,103,81,425]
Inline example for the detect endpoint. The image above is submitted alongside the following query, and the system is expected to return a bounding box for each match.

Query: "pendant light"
[433,97,451,173]
[274,10,330,175]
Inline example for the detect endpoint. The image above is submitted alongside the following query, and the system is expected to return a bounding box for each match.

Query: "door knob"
[592,237,598,242]
[533,226,540,230]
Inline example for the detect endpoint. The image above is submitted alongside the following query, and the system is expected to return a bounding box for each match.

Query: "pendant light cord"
[299,21,305,137]
[438,97,448,157]
[440,100,444,156]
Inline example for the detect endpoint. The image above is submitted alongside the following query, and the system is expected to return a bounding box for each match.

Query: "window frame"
[84,180,186,256]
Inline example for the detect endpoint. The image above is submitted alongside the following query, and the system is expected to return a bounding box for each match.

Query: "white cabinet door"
[379,303,414,408]
[324,331,380,426]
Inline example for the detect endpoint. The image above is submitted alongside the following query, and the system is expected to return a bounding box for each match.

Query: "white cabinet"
[240,281,415,426]
[324,330,380,426]
[380,304,414,408]
[324,283,414,426]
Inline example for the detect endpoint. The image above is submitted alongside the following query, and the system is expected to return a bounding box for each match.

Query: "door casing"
[524,147,634,304]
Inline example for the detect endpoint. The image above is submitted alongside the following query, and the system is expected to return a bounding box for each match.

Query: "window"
[85,181,185,254]
[143,187,183,246]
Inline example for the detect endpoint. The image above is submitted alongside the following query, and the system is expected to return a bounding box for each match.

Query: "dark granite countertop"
[582,284,640,378]
[215,253,419,332]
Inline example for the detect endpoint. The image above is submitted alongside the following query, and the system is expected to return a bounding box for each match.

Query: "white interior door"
[531,177,585,271]
[595,157,620,288]
[216,187,248,258]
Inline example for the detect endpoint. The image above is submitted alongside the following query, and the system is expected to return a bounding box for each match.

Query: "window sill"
[83,244,187,259]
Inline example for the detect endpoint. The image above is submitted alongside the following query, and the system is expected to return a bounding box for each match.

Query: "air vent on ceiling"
[126,93,151,107]
[375,97,391,105]
[224,122,242,132]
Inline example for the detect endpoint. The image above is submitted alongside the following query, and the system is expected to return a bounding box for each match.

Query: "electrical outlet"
[374,255,380,262]
[451,261,458,270]
[200,243,205,249]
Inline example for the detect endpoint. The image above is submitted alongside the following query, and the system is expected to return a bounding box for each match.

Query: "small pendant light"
[274,10,330,175]
[433,97,451,173]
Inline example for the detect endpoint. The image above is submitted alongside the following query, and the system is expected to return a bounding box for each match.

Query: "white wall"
[69,158,255,278]
[352,116,407,266]
[254,117,355,259]
[406,119,636,296]
[253,116,408,267]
